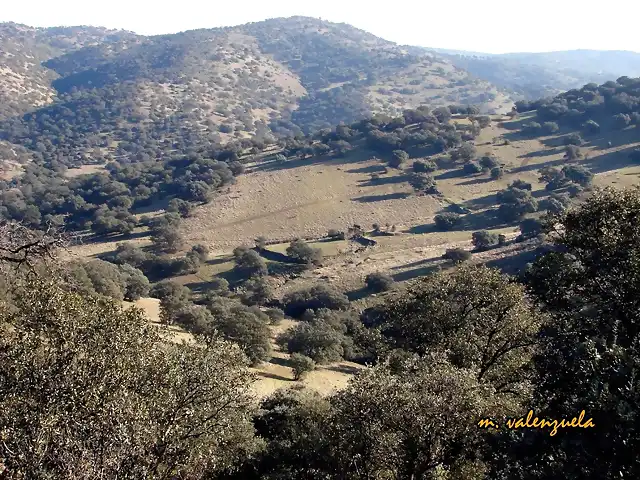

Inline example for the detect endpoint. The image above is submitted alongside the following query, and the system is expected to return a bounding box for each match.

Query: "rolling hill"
[0,16,512,173]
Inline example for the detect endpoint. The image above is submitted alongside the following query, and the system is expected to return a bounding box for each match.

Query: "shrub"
[443,248,472,263]
[510,179,532,191]
[479,155,500,170]
[490,166,504,179]
[279,321,345,364]
[365,272,395,292]
[265,308,285,326]
[522,122,542,135]
[389,150,409,168]
[413,160,437,173]
[462,161,483,175]
[471,231,499,251]
[408,173,438,194]
[542,122,560,134]
[519,218,543,238]
[119,264,150,301]
[287,239,323,265]
[497,187,538,222]
[434,212,462,231]
[563,165,593,186]
[582,119,601,134]
[451,143,476,161]
[290,353,316,380]
[206,298,272,366]
[282,285,350,318]
[233,247,268,277]
[564,145,583,161]
[564,133,584,146]
[241,275,274,306]
[327,229,346,240]
[613,113,631,129]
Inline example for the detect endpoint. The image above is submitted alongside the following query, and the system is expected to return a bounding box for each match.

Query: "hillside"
[0,17,512,173]
[0,22,137,120]
[426,48,640,100]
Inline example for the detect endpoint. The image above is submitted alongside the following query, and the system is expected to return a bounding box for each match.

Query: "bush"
[497,186,538,222]
[389,150,409,168]
[542,122,560,134]
[613,113,631,129]
[479,155,500,170]
[582,119,601,134]
[327,229,346,240]
[451,143,476,161]
[282,285,350,318]
[233,247,268,277]
[563,165,593,186]
[519,218,543,238]
[462,161,483,175]
[564,145,583,161]
[408,173,438,194]
[206,298,272,366]
[564,133,584,146]
[365,272,395,292]
[241,275,274,306]
[290,353,316,380]
[413,160,437,173]
[522,122,542,135]
[279,321,345,364]
[471,231,499,251]
[287,239,323,265]
[490,166,504,179]
[265,308,285,326]
[434,212,462,231]
[443,248,472,263]
[119,264,150,301]
[510,179,532,191]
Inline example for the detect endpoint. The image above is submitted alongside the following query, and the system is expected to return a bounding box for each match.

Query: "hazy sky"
[3,0,639,54]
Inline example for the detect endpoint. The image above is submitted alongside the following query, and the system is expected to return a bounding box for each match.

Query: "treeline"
[1,186,638,478]
[515,76,640,133]
[0,155,239,234]
[0,104,487,236]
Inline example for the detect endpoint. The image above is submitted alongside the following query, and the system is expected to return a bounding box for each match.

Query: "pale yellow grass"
[123,299,361,399]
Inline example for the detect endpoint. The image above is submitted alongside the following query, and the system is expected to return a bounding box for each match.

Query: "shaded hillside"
[0,22,137,120]
[426,48,640,100]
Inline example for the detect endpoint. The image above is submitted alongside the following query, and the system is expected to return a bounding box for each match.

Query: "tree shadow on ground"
[582,144,640,174]
[358,174,412,186]
[267,356,292,368]
[457,176,494,186]
[391,263,442,282]
[251,148,377,173]
[257,371,292,382]
[509,157,567,175]
[346,164,388,174]
[519,148,559,159]
[326,364,362,375]
[435,169,466,180]
[352,192,412,203]
[346,287,372,302]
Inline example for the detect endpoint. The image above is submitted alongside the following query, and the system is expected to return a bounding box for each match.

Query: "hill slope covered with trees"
[0,16,511,174]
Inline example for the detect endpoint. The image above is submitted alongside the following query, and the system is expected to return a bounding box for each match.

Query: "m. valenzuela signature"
[477,410,595,436]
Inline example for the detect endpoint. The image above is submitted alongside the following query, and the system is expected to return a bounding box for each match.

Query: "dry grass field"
[78,113,640,398]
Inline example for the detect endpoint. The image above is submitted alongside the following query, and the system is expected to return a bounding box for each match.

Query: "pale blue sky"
[2,0,639,54]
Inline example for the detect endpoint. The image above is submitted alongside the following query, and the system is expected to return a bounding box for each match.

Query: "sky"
[2,0,640,54]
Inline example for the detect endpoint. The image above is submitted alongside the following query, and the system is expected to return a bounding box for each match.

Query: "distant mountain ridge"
[422,47,640,100]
